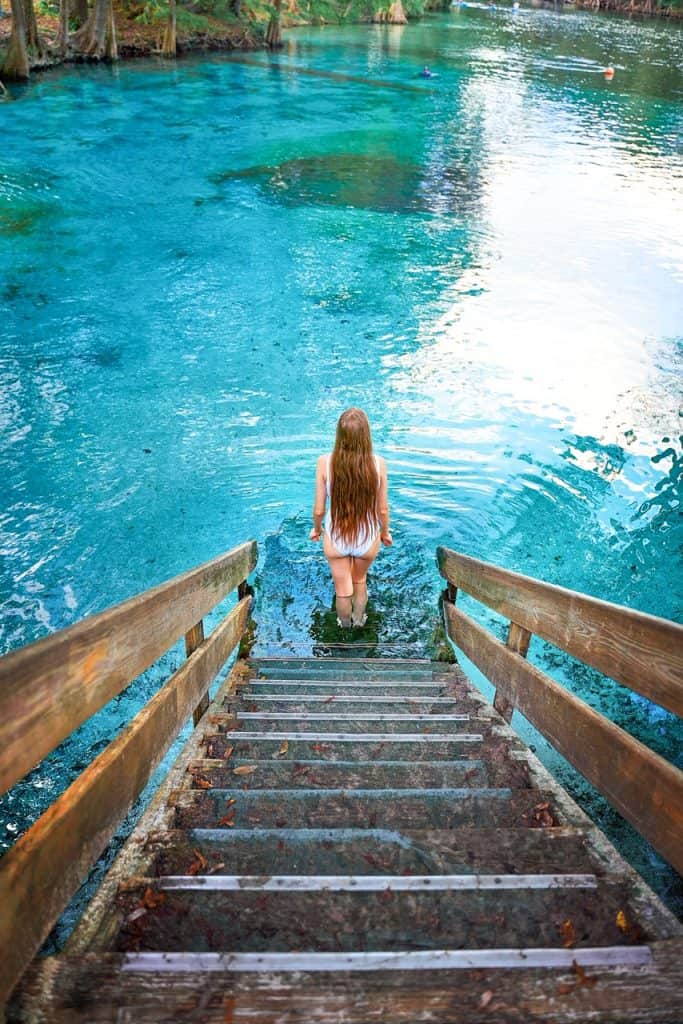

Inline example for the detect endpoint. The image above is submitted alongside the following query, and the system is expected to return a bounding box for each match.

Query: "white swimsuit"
[324,454,381,558]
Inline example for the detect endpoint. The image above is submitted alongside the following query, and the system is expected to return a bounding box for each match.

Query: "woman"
[310,408,392,627]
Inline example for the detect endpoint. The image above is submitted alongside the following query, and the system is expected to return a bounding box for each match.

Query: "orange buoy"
[604,66,615,79]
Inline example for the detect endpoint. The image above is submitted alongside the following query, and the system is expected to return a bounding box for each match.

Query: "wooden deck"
[9,654,682,1023]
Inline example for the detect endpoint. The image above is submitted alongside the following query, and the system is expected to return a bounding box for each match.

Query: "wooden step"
[228,695,464,713]
[198,733,524,762]
[227,713,487,736]
[111,878,640,953]
[187,756,532,789]
[172,788,561,830]
[148,826,598,877]
[12,944,683,1024]
[241,679,456,696]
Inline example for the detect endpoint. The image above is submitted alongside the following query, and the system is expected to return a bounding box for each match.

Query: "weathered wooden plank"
[186,621,208,725]
[9,942,683,1024]
[437,546,683,716]
[0,598,251,1011]
[0,541,257,796]
[443,602,683,875]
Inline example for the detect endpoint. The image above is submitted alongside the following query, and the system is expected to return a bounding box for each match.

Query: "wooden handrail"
[437,546,683,717]
[0,543,257,1008]
[437,546,683,875]
[0,539,257,796]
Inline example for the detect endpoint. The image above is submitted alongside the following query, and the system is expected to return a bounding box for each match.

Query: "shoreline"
[1,0,682,89]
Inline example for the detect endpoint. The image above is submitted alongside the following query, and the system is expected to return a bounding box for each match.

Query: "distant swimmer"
[512,1,520,8]
[603,65,615,79]
[419,66,435,78]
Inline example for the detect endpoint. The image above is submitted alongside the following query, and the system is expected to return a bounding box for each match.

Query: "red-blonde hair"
[330,408,379,545]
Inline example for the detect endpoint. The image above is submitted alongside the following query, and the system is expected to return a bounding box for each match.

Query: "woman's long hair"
[330,408,379,545]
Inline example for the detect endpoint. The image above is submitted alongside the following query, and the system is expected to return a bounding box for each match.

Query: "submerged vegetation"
[1,0,680,87]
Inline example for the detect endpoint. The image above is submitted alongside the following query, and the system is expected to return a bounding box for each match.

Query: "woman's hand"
[381,532,393,547]
[309,527,322,542]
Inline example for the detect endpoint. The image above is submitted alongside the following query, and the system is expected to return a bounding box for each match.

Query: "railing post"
[185,621,207,726]
[493,621,532,723]
[237,580,256,663]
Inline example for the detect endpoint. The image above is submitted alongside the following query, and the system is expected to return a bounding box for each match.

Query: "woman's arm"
[310,455,327,541]
[377,456,392,546]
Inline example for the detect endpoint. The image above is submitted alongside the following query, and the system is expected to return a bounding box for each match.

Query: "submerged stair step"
[149,826,598,878]
[230,696,463,714]
[112,880,640,953]
[242,680,455,697]
[229,713,482,738]
[187,759,500,790]
[172,788,560,830]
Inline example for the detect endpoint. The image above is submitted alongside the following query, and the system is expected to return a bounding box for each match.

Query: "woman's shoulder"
[316,453,332,471]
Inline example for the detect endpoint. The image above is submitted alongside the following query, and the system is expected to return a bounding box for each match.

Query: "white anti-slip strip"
[224,732,483,743]
[236,713,470,721]
[123,947,652,972]
[156,873,598,892]
[240,695,458,703]
[251,680,443,687]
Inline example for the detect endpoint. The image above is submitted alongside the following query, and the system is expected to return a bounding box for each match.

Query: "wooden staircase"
[9,654,682,1022]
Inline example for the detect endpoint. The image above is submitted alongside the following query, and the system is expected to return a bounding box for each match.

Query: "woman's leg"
[350,535,381,625]
[323,532,353,625]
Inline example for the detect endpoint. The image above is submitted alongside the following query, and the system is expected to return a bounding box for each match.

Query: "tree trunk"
[265,0,282,47]
[161,0,176,56]
[1,0,30,79]
[387,0,407,21]
[59,0,69,55]
[73,0,117,59]
[232,0,242,14]
[69,0,89,26]
[23,0,45,57]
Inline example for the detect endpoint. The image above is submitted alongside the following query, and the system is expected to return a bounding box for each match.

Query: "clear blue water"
[1,7,682,926]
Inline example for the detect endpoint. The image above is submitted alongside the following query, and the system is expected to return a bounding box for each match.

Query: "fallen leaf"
[323,695,335,705]
[207,862,226,875]
[478,991,494,1009]
[616,910,628,933]
[206,742,215,758]
[559,919,576,948]
[218,811,236,827]
[141,886,166,910]
[310,743,330,753]
[127,907,147,923]
[572,960,598,988]
[194,775,213,790]
[233,765,257,776]
[276,739,289,758]
[226,797,236,808]
[188,849,209,876]
[556,981,575,996]
[222,746,235,761]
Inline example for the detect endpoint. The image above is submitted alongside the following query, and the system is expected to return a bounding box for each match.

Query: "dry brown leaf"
[233,765,257,776]
[323,695,335,705]
[218,810,236,827]
[616,909,628,933]
[573,960,598,988]
[276,739,289,758]
[207,862,226,875]
[222,745,235,761]
[226,797,236,808]
[559,919,576,948]
[141,886,166,910]
[194,776,213,790]
[188,849,209,876]
[478,991,494,1009]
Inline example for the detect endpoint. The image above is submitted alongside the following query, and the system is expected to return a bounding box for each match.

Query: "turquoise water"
[1,7,682,922]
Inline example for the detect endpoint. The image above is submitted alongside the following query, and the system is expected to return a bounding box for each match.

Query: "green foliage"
[36,0,59,14]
